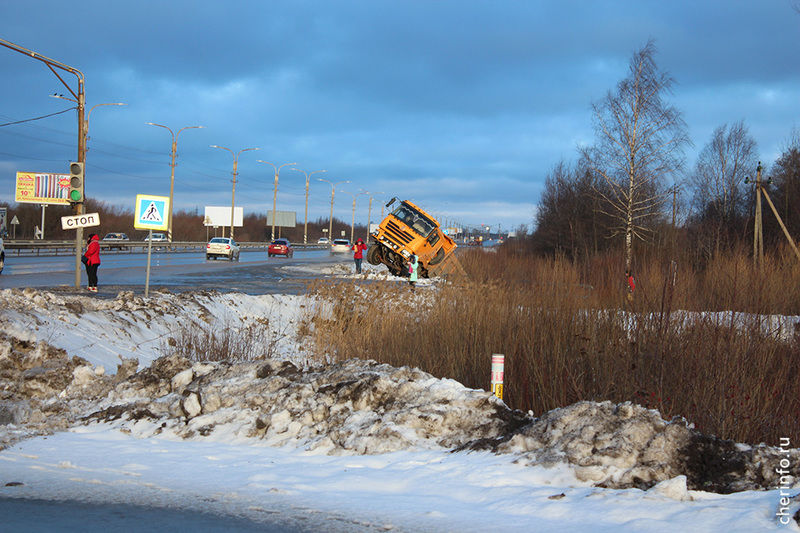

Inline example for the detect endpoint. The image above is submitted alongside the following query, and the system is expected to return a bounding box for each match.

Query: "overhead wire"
[0,107,75,127]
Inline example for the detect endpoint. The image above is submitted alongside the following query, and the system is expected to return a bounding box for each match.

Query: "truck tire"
[366,245,382,265]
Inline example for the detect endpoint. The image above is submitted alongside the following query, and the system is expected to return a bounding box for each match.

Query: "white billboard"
[266,210,297,228]
[204,206,243,227]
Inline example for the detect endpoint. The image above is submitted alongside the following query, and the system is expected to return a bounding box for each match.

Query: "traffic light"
[68,162,84,203]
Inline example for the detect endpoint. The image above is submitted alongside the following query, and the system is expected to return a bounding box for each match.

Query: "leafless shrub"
[160,317,288,362]
[302,248,800,445]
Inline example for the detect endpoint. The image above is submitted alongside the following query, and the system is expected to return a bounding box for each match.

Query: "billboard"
[266,210,297,228]
[204,206,243,227]
[15,172,70,205]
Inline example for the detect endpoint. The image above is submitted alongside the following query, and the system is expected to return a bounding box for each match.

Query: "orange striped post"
[491,353,505,400]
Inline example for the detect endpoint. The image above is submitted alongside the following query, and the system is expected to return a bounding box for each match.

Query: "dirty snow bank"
[1,330,797,495]
[0,287,798,498]
[0,287,309,372]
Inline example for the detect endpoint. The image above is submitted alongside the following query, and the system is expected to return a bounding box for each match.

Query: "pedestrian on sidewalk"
[352,238,367,274]
[83,233,101,292]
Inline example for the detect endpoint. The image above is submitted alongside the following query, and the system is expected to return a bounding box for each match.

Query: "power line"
[0,107,75,127]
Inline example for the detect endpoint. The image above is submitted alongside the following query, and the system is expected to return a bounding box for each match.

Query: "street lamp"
[210,145,259,240]
[146,123,205,242]
[342,190,368,244]
[257,160,296,242]
[318,178,350,244]
[291,168,326,245]
[364,191,384,243]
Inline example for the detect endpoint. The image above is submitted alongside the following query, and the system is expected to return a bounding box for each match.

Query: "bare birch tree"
[582,41,689,273]
[688,121,757,255]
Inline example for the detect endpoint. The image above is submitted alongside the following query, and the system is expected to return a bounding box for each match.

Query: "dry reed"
[301,247,800,445]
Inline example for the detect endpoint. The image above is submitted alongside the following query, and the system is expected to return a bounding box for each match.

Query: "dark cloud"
[1,0,799,230]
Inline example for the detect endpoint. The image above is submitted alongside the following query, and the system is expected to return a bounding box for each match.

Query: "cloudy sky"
[1,1,799,232]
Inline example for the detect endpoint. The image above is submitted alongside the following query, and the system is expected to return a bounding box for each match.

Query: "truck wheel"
[366,245,382,265]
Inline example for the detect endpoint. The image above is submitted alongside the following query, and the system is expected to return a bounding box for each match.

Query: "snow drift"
[0,287,797,499]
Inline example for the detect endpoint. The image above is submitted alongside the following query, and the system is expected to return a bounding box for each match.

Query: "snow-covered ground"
[1,262,798,532]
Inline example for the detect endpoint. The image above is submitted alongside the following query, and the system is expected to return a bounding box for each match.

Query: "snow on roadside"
[2,286,800,531]
[0,287,310,373]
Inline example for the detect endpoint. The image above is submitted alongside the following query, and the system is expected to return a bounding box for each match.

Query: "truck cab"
[367,198,456,278]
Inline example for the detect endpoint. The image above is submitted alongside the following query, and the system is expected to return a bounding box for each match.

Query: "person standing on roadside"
[625,269,635,302]
[408,253,419,289]
[83,233,101,292]
[352,238,367,274]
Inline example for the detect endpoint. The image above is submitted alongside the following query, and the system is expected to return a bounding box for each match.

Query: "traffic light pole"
[0,38,86,288]
[75,89,86,289]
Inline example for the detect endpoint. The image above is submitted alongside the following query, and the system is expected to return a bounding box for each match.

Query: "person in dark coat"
[83,233,101,292]
[352,238,367,274]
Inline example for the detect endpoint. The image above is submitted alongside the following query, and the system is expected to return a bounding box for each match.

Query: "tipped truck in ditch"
[367,198,457,278]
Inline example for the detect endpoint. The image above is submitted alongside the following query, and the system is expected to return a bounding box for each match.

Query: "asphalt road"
[0,248,353,297]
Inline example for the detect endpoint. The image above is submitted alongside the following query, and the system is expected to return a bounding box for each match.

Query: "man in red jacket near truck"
[83,233,101,292]
[352,238,367,274]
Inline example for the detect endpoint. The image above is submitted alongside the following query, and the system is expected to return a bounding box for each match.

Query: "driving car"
[206,237,240,261]
[102,232,130,250]
[0,237,4,274]
[330,238,351,253]
[143,232,168,242]
[268,238,293,258]
[317,237,330,245]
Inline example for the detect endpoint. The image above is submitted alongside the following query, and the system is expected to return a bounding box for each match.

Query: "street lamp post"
[364,191,384,243]
[210,145,259,240]
[318,178,350,244]
[146,123,204,242]
[342,190,368,244]
[291,168,326,245]
[257,161,296,242]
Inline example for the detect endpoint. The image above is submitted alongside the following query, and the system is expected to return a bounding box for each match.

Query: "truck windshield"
[392,204,435,237]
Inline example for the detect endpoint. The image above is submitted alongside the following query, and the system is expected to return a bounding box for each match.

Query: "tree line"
[0,198,366,243]
[527,40,800,272]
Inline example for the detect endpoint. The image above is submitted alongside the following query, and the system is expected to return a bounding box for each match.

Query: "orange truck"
[367,198,457,278]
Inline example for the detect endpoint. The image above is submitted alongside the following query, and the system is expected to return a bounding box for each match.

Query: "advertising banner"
[265,210,297,228]
[204,206,243,227]
[15,172,71,205]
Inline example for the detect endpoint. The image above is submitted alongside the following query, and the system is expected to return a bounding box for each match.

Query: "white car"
[0,237,4,274]
[144,232,168,242]
[206,237,240,261]
[317,237,330,245]
[330,238,351,253]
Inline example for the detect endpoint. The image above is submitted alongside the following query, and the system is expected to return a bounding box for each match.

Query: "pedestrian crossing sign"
[134,194,170,230]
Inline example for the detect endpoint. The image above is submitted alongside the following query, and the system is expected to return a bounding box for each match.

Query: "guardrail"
[2,240,325,256]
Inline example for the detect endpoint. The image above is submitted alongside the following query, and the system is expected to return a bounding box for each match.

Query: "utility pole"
[746,162,800,266]
[147,123,205,242]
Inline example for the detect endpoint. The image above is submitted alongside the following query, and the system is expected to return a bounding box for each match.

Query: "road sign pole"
[145,230,153,297]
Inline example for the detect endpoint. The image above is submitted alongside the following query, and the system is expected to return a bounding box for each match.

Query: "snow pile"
[286,260,440,287]
[1,287,798,499]
[88,356,525,454]
[0,287,308,371]
[496,400,799,493]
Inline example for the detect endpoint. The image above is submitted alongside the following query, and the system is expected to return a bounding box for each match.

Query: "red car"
[268,238,293,258]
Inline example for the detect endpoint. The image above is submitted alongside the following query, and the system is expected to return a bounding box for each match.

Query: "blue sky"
[1,1,799,232]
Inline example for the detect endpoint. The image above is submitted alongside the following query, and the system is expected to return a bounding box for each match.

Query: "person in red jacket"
[351,238,367,274]
[83,233,101,292]
[625,269,635,301]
